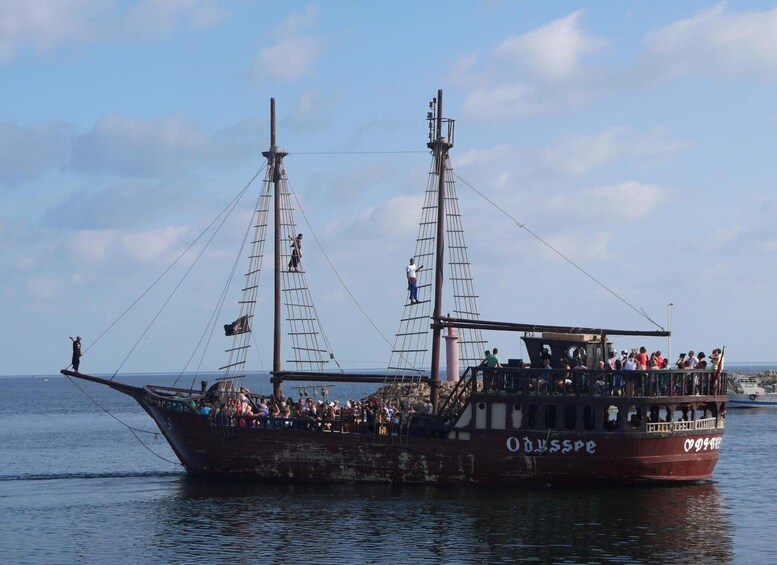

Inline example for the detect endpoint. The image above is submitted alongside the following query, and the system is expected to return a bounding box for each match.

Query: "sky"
[2,0,777,377]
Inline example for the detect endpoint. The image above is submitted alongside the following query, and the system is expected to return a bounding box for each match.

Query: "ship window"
[478,402,486,410]
[563,405,576,430]
[675,404,691,422]
[583,405,595,430]
[604,405,620,431]
[544,405,557,429]
[627,405,642,429]
[513,403,521,412]
[527,404,538,429]
[566,345,586,364]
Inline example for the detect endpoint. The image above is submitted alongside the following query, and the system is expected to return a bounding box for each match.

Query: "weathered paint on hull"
[142,401,722,486]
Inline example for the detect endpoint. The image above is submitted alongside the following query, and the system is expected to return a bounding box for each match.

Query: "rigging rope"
[286,179,421,373]
[113,165,267,379]
[173,172,266,388]
[289,150,426,155]
[70,164,266,379]
[453,172,665,331]
[65,375,181,467]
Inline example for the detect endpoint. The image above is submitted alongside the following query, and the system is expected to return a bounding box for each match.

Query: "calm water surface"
[1,374,775,564]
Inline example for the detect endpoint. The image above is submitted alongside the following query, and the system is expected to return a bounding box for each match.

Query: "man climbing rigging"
[289,233,303,272]
[406,257,423,304]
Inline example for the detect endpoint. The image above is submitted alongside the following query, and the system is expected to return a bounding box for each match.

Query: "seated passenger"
[539,358,553,393]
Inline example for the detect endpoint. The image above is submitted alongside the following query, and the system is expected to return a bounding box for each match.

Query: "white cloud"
[254,5,323,80]
[549,181,669,222]
[25,276,61,300]
[0,121,75,184]
[121,226,190,263]
[123,0,227,37]
[283,89,332,134]
[276,3,318,35]
[535,230,613,262]
[333,195,424,240]
[643,3,777,79]
[0,0,227,61]
[762,240,777,252]
[69,226,191,264]
[494,10,607,82]
[541,127,690,176]
[68,114,244,177]
[256,36,323,80]
[71,229,117,261]
[461,83,548,120]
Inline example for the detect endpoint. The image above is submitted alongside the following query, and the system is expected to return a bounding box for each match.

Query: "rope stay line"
[65,375,181,467]
[286,179,419,372]
[59,164,266,379]
[113,166,267,380]
[452,172,665,332]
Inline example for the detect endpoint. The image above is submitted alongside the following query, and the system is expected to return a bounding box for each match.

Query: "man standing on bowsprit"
[69,336,82,372]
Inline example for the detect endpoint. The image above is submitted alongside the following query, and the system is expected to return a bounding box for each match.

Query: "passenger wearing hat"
[69,336,82,372]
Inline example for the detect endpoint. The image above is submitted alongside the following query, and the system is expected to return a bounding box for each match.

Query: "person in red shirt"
[635,346,649,368]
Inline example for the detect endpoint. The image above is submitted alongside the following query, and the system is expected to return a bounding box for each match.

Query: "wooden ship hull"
[62,369,726,485]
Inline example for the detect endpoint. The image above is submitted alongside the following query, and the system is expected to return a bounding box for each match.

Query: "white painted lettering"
[574,440,585,452]
[504,436,599,455]
[506,436,520,453]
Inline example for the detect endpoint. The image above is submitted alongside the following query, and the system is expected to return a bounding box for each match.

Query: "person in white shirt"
[406,258,423,304]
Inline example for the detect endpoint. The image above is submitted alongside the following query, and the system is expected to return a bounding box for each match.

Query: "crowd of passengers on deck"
[476,345,725,397]
[178,385,434,432]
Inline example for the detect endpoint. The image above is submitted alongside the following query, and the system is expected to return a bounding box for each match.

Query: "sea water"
[1,373,775,564]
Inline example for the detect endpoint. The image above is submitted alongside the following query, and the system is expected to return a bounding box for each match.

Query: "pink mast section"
[444,325,459,382]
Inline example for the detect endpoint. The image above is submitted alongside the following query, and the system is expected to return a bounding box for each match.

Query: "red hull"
[143,401,722,486]
[61,370,725,485]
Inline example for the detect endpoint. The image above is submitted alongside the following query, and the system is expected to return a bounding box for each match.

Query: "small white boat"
[728,374,777,408]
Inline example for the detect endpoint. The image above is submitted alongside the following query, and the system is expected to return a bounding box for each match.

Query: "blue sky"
[2,0,777,376]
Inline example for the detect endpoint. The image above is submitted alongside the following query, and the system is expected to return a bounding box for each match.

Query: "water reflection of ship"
[162,481,732,563]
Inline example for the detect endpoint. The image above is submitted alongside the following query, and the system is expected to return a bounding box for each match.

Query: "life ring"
[749,394,759,400]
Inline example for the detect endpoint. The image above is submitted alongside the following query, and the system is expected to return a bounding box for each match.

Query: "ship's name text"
[506,436,596,455]
[683,437,722,452]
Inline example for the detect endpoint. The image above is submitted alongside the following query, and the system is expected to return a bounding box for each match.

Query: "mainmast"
[427,89,453,413]
[262,98,287,400]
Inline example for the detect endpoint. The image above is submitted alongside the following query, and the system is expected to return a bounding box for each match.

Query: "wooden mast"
[263,98,286,400]
[428,89,451,414]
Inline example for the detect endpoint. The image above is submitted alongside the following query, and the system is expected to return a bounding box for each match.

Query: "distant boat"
[62,91,729,486]
[728,374,777,408]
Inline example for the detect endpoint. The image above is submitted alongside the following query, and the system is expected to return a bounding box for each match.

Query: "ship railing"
[437,367,477,420]
[645,417,721,433]
[471,367,728,398]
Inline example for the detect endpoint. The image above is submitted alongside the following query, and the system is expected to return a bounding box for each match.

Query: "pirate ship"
[62,91,727,485]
